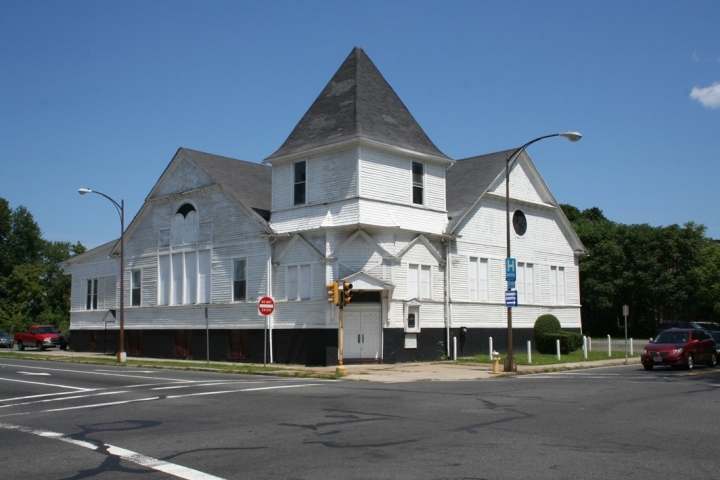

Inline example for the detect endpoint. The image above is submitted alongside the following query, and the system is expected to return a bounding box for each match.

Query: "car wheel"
[643,363,654,371]
[17,341,24,351]
[36,342,44,351]
[686,354,694,370]
[708,352,717,368]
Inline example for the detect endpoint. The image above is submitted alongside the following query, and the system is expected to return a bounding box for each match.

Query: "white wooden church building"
[61,47,586,365]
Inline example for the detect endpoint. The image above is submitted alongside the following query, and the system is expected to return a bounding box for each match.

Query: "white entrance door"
[342,306,381,360]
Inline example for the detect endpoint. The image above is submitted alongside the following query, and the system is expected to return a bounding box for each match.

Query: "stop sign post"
[258,296,274,367]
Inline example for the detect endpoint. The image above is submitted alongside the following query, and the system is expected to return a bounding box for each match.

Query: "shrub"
[542,332,584,354]
[533,315,582,354]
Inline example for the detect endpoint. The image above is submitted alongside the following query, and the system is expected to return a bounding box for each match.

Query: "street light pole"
[79,188,126,363]
[503,132,581,372]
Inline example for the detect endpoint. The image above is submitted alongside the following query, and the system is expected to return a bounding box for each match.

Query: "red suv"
[641,328,717,371]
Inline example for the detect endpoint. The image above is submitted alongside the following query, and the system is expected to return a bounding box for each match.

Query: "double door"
[343,307,381,360]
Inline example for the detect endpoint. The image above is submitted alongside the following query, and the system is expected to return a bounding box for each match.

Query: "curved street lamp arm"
[79,189,123,223]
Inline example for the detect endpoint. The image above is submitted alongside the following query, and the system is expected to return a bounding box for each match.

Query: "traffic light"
[343,282,353,306]
[326,282,338,305]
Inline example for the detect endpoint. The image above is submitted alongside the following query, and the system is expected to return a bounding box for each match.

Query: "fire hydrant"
[492,351,501,374]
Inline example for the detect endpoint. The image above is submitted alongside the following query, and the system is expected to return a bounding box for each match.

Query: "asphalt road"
[1,359,718,479]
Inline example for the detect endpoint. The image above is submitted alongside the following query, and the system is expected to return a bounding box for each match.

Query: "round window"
[512,210,527,236]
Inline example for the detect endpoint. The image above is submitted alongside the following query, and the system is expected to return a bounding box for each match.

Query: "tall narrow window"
[287,265,298,300]
[469,258,478,301]
[517,262,534,304]
[294,161,306,205]
[412,162,424,205]
[172,253,184,305]
[550,266,566,305]
[159,256,170,306]
[131,270,141,307]
[184,251,197,305]
[198,250,211,303]
[233,259,246,302]
[420,265,431,299]
[86,279,98,310]
[470,258,489,301]
[408,264,419,298]
[479,259,489,301]
[300,264,312,300]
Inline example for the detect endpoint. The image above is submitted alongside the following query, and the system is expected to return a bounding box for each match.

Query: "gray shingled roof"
[445,149,514,233]
[182,148,272,222]
[265,47,449,161]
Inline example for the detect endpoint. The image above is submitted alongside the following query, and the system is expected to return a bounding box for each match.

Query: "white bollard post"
[630,338,633,356]
[589,337,592,352]
[607,334,611,357]
[453,337,457,361]
[527,340,532,364]
[583,335,588,359]
[556,339,561,360]
[489,337,493,362]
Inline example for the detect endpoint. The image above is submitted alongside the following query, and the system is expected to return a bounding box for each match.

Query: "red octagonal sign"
[258,296,275,316]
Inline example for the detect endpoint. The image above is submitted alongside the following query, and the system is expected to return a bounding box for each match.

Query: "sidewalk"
[0,348,641,383]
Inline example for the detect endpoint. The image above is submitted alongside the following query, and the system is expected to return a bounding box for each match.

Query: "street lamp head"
[78,188,93,195]
[558,131,582,142]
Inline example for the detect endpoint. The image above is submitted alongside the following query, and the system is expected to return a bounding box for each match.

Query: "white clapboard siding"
[488,161,545,205]
[307,147,358,204]
[154,156,216,198]
[272,163,292,210]
[425,162,446,212]
[359,147,411,204]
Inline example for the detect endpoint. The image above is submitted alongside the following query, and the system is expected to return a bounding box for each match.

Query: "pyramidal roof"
[265,47,449,161]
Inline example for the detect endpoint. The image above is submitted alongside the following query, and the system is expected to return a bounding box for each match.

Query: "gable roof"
[445,149,586,254]
[445,149,512,232]
[117,148,274,256]
[181,149,272,222]
[265,47,449,162]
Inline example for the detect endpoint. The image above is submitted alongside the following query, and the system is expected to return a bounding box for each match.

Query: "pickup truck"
[14,325,68,351]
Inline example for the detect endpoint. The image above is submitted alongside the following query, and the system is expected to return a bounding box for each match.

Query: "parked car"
[712,331,720,355]
[641,328,717,371]
[13,325,68,351]
[0,330,12,348]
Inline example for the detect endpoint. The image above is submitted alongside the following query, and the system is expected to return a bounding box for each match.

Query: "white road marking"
[0,376,93,390]
[165,383,319,399]
[17,371,51,376]
[0,390,97,403]
[0,391,130,409]
[0,423,225,479]
[41,396,160,413]
[0,363,195,383]
[151,381,264,391]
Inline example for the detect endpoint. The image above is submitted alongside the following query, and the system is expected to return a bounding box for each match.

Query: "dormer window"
[294,161,306,205]
[412,162,424,205]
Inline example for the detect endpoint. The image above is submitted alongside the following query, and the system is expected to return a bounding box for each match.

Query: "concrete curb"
[0,349,642,383]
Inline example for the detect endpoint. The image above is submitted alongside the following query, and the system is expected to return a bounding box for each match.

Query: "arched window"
[171,203,199,246]
[159,202,211,306]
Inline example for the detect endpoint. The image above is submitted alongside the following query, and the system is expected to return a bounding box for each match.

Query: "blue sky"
[1,0,719,249]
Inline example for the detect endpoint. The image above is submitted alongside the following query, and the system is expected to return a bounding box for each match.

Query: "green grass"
[464,349,639,366]
[0,351,340,379]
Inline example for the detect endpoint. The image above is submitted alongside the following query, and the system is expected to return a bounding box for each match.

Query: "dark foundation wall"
[69,328,335,366]
[70,326,581,365]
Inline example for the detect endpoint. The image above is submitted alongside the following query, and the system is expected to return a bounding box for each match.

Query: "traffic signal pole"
[336,281,346,376]
[327,280,353,377]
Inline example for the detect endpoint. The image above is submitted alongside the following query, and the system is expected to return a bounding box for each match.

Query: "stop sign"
[258,296,275,316]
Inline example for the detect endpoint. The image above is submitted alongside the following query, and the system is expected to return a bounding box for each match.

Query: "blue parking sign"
[506,258,517,282]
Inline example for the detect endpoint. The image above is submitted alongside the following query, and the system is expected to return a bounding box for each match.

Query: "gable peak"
[265,47,449,161]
